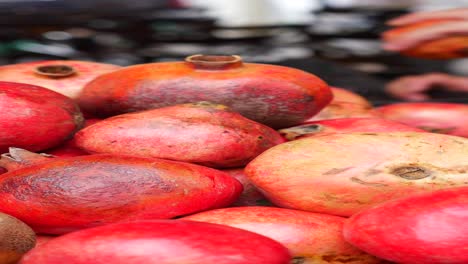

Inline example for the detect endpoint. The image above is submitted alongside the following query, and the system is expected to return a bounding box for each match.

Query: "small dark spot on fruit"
[323,167,352,175]
[322,255,362,263]
[291,256,306,264]
[110,140,117,143]
[258,136,263,140]
[391,165,431,180]
[223,131,229,134]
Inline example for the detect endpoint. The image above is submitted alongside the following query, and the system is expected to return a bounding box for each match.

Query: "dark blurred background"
[0,0,467,104]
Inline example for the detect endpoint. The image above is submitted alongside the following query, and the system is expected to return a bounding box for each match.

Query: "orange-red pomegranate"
[78,55,332,128]
[184,206,382,263]
[0,81,84,153]
[305,87,377,122]
[75,102,285,168]
[376,102,468,137]
[329,87,372,107]
[383,20,468,59]
[20,220,291,264]
[279,118,424,140]
[0,60,120,99]
[245,132,468,216]
[0,149,242,234]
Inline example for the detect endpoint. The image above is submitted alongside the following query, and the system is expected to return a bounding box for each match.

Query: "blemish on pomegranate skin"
[323,167,353,175]
[390,165,431,180]
[350,177,388,187]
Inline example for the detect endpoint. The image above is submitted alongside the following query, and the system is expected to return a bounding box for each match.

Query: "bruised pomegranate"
[75,102,285,168]
[78,54,332,128]
[344,186,468,264]
[0,81,84,153]
[245,132,468,216]
[184,206,383,264]
[279,118,424,140]
[0,149,241,234]
[20,220,291,264]
[376,102,468,137]
[0,60,120,99]
[384,20,468,59]
[222,169,271,206]
[46,119,101,157]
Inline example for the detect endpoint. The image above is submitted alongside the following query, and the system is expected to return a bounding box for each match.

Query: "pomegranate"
[376,102,468,137]
[344,186,468,264]
[0,212,36,264]
[305,87,377,122]
[0,81,84,153]
[329,87,372,107]
[306,102,380,122]
[20,220,291,264]
[75,102,285,168]
[279,118,424,140]
[77,54,332,128]
[383,20,468,59]
[0,60,120,99]
[223,169,271,206]
[0,148,241,234]
[245,132,468,216]
[47,119,101,157]
[184,206,383,264]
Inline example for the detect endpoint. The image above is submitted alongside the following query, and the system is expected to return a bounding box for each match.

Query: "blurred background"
[0,0,467,104]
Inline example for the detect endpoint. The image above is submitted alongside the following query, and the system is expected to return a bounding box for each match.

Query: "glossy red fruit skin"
[184,206,383,263]
[77,55,332,128]
[75,102,285,168]
[344,187,468,264]
[376,102,468,137]
[47,119,101,157]
[0,154,242,234]
[0,60,120,99]
[20,220,292,264]
[280,118,424,140]
[222,169,271,206]
[0,81,84,153]
[384,20,468,59]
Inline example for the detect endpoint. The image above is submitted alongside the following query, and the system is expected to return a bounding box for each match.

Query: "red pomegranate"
[46,119,101,157]
[184,206,383,263]
[376,102,468,137]
[0,60,120,99]
[0,81,84,153]
[383,20,468,59]
[75,102,285,168]
[77,54,332,128]
[344,186,468,264]
[0,149,241,234]
[222,169,271,206]
[245,132,468,216]
[20,220,292,264]
[279,118,424,140]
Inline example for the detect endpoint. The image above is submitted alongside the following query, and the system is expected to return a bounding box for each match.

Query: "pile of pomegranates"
[0,55,465,264]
